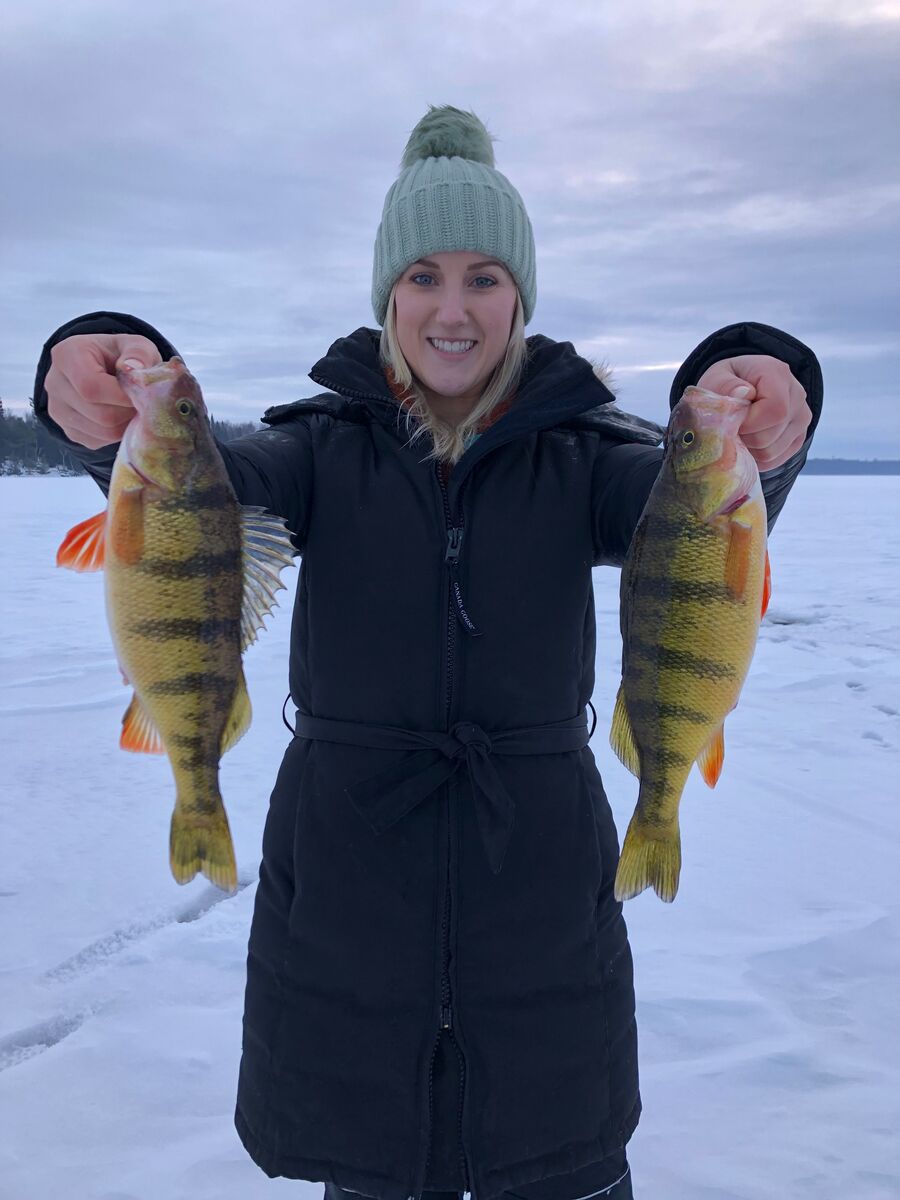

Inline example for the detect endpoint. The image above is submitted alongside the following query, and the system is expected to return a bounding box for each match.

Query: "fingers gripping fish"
[57,359,295,893]
[610,387,772,903]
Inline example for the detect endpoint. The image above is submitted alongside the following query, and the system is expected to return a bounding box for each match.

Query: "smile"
[428,338,477,356]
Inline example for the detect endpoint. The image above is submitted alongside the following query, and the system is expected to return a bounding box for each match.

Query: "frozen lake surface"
[1,475,898,1200]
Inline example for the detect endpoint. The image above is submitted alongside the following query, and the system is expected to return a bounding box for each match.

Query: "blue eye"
[472,276,496,288]
[410,273,434,286]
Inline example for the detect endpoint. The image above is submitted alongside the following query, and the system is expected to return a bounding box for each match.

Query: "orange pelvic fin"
[109,486,145,565]
[697,724,725,788]
[120,692,164,754]
[56,511,106,571]
[762,549,772,617]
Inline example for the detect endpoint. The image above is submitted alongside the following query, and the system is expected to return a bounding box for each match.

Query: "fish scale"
[611,386,769,902]
[57,357,294,892]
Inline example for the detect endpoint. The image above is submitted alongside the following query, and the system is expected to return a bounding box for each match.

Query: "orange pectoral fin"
[109,487,145,565]
[57,511,106,571]
[761,549,772,617]
[725,519,752,601]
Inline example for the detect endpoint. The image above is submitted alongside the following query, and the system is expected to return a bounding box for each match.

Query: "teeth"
[429,338,475,354]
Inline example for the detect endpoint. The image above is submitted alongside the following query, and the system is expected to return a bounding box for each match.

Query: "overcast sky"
[2,0,898,457]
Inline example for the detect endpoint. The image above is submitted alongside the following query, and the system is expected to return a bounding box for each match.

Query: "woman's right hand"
[46,334,162,450]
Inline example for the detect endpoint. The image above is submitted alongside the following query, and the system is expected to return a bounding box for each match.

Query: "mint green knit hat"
[372,105,537,326]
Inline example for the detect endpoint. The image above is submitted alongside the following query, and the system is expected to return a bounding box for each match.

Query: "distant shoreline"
[3,459,900,478]
[801,460,900,475]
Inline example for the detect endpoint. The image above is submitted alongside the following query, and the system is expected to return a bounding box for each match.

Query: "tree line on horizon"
[0,400,262,474]
[2,399,898,475]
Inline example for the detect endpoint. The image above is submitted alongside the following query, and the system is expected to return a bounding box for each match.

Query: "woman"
[36,106,820,1200]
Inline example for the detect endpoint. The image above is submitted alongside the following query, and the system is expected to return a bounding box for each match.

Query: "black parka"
[35,315,822,1200]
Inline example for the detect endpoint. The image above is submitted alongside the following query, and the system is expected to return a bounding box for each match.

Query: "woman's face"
[393,250,518,419]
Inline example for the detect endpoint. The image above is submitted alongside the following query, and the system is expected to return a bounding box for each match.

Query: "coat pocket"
[578,752,617,897]
[285,741,314,935]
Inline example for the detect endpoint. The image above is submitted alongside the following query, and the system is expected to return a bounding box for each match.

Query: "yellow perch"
[610,386,771,903]
[57,358,294,892]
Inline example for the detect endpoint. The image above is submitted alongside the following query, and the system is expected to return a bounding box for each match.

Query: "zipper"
[438,465,481,637]
[438,467,459,720]
[419,463,471,1195]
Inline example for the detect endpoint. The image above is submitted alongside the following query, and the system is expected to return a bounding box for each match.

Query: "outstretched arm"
[592,321,823,564]
[671,321,823,530]
[34,312,314,550]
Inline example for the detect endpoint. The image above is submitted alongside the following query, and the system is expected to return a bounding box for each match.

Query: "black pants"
[323,1153,634,1200]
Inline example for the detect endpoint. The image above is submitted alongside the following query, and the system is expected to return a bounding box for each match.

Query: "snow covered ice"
[1,475,898,1200]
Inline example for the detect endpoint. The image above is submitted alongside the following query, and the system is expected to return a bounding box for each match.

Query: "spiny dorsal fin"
[240,506,296,652]
[610,685,641,777]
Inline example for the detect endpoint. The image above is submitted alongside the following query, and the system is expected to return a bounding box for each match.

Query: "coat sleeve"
[669,320,823,529]
[33,312,314,551]
[591,441,664,567]
[591,321,823,565]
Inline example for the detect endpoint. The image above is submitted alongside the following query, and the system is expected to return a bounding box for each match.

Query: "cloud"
[1,0,898,458]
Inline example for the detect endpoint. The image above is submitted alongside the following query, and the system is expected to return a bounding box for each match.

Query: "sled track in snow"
[42,876,255,983]
[0,879,255,1073]
[0,1011,92,1073]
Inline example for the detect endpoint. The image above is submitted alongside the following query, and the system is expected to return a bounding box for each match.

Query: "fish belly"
[616,495,765,899]
[106,483,244,814]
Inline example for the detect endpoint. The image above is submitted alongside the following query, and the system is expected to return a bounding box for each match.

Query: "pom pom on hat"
[372,104,536,326]
[400,105,496,169]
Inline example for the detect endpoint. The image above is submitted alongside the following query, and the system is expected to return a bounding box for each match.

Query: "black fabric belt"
[293,710,593,875]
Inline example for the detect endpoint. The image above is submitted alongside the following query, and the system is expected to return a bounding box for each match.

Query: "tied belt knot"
[292,709,594,875]
[440,720,492,757]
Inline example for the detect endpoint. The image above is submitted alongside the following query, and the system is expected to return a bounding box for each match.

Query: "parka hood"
[307,325,612,428]
[305,326,660,487]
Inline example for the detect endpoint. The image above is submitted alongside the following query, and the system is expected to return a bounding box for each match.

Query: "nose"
[433,287,468,327]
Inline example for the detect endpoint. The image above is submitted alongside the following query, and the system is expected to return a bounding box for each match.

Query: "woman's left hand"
[696,355,813,471]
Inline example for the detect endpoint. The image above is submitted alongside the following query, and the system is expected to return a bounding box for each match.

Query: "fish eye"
[681,430,695,446]
[177,400,193,417]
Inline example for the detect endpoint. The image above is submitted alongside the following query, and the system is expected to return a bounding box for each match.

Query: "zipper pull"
[440,1003,453,1030]
[445,524,482,636]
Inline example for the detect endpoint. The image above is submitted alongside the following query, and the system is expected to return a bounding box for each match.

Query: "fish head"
[666,386,758,519]
[117,358,209,491]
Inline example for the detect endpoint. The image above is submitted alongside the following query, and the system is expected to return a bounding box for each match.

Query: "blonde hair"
[378,282,528,464]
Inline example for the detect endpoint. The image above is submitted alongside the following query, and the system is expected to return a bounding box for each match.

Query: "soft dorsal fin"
[221,668,252,754]
[239,506,296,651]
[610,685,641,777]
[57,511,106,572]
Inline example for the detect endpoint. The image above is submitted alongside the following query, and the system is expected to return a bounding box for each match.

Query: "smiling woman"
[33,103,821,1200]
[379,252,527,460]
[372,110,535,463]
